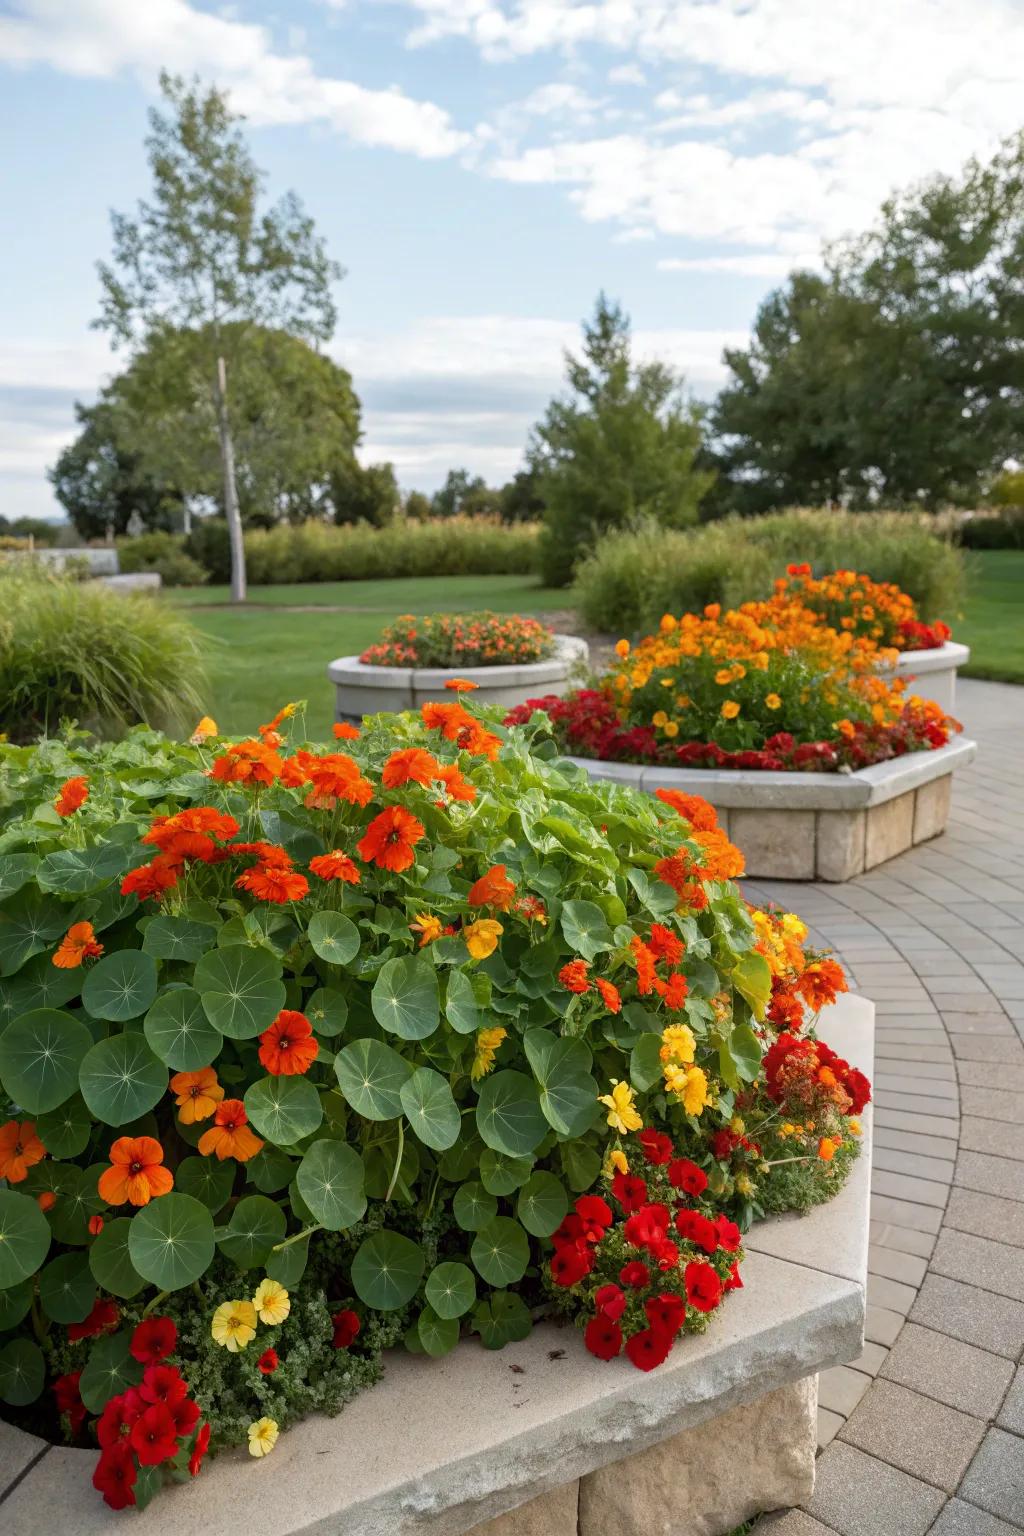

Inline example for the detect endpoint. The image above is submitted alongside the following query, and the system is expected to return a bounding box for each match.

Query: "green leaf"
[472,1290,531,1350]
[82,950,158,1021]
[417,1305,459,1357]
[351,1230,424,1310]
[400,1067,460,1151]
[35,1094,92,1159]
[517,1171,569,1237]
[295,1140,366,1230]
[88,1218,146,1299]
[266,1231,310,1288]
[452,1181,497,1232]
[0,951,85,1017]
[247,1147,295,1195]
[559,1140,601,1193]
[0,889,67,976]
[128,1194,215,1290]
[80,1331,143,1413]
[424,1261,476,1320]
[144,987,223,1071]
[0,1189,51,1288]
[217,1194,286,1269]
[475,1069,548,1157]
[38,1252,95,1323]
[79,1031,167,1126]
[142,916,219,963]
[305,986,348,1038]
[732,952,772,1019]
[479,1149,534,1196]
[627,868,680,917]
[37,844,128,895]
[0,1007,93,1114]
[48,1163,105,1245]
[729,1022,763,1083]
[523,1029,598,1137]
[559,899,613,960]
[371,954,439,1041]
[334,1037,411,1121]
[629,1034,664,1093]
[307,911,360,966]
[194,946,285,1039]
[176,1156,234,1213]
[471,1217,530,1286]
[444,970,480,1034]
[245,1075,323,1146]
[0,1338,44,1406]
[0,854,37,901]
[0,1280,32,1333]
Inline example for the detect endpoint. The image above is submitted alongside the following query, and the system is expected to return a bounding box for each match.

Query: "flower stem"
[142,1288,171,1317]
[271,1224,322,1253]
[385,1120,405,1202]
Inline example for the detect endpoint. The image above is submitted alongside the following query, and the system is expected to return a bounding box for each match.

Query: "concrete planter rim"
[327,633,587,693]
[886,639,970,679]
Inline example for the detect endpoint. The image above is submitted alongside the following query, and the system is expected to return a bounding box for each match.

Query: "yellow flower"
[659,1023,695,1065]
[721,700,740,720]
[730,1116,746,1135]
[848,1118,862,1137]
[675,694,691,710]
[252,1278,290,1326]
[410,913,443,947]
[598,1080,643,1134]
[765,693,782,710]
[663,1064,708,1116]
[663,721,679,738]
[735,1172,754,1196]
[463,919,503,960]
[652,710,669,728]
[248,1417,279,1458]
[659,614,677,633]
[211,1299,257,1352]
[604,1147,629,1177]
[615,638,630,659]
[714,668,732,686]
[190,716,218,744]
[471,1025,507,1081]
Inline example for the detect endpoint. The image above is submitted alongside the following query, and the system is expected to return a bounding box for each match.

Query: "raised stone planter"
[328,635,588,722]
[566,737,977,881]
[886,641,970,714]
[0,997,873,1536]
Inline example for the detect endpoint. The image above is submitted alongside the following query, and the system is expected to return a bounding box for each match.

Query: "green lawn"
[171,574,574,736]
[957,549,1024,684]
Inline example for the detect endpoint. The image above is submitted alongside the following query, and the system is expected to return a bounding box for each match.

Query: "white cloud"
[608,63,645,86]
[0,0,468,157]
[658,252,819,278]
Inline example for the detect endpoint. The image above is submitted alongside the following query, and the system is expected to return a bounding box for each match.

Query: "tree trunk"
[214,355,247,603]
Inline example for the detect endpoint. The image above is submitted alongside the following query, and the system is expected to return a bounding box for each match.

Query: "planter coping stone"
[0,997,873,1536]
[889,641,970,678]
[327,634,588,695]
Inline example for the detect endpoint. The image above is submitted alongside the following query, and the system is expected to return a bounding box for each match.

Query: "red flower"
[667,1159,708,1197]
[189,1421,211,1477]
[684,1261,724,1313]
[575,1195,612,1239]
[725,1261,744,1291]
[55,776,89,817]
[644,1294,686,1336]
[88,1214,104,1237]
[674,1208,719,1255]
[356,805,426,872]
[309,850,361,885]
[258,1347,280,1374]
[130,1315,177,1365]
[550,1246,593,1287]
[258,1009,319,1076]
[558,959,590,994]
[650,1236,680,1272]
[92,1443,138,1509]
[584,1316,623,1361]
[619,1261,650,1289]
[129,1402,179,1466]
[172,1397,201,1438]
[594,1283,627,1322]
[625,1327,673,1371]
[594,977,622,1013]
[331,1309,361,1349]
[647,924,684,965]
[844,1068,872,1114]
[611,1172,649,1213]
[67,1296,119,1341]
[138,1364,187,1407]
[711,1129,738,1161]
[53,1371,86,1435]
[97,1390,143,1448]
[623,1203,670,1250]
[636,1129,673,1165]
[714,1215,742,1253]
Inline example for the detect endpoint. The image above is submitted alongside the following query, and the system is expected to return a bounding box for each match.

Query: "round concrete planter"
[327,635,588,723]
[885,640,969,714]
[566,737,978,881]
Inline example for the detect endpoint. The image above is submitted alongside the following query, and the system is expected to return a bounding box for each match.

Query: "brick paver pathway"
[753,678,1024,1536]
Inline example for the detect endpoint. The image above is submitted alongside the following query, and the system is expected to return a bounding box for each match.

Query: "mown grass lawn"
[957,549,1024,684]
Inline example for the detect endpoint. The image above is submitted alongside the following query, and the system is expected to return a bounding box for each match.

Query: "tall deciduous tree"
[528,295,713,586]
[94,73,340,599]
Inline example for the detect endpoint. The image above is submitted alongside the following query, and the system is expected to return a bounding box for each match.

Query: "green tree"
[431,468,488,519]
[499,468,545,524]
[528,294,713,586]
[95,73,340,600]
[49,399,185,540]
[404,490,433,521]
[329,459,400,526]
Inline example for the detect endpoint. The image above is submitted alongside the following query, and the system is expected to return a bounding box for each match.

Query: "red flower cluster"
[764,1033,872,1116]
[898,618,951,651]
[91,1319,208,1510]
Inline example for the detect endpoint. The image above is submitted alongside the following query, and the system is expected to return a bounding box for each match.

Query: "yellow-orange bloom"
[98,1137,173,1206]
[463,919,503,960]
[171,1067,224,1125]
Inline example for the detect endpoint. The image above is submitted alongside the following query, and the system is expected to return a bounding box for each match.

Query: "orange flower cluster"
[778,565,949,652]
[54,775,89,816]
[360,611,553,669]
[123,807,242,901]
[234,842,310,904]
[422,700,502,761]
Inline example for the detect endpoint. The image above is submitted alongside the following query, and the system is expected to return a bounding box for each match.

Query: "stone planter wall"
[568,738,977,881]
[0,997,873,1536]
[328,635,588,722]
[887,640,969,714]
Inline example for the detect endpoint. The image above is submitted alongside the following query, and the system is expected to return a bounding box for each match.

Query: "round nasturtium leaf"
[307,911,360,966]
[0,1008,93,1115]
[143,987,223,1071]
[176,1156,235,1213]
[217,1195,286,1269]
[79,1331,143,1413]
[305,987,348,1038]
[517,1171,569,1237]
[78,1032,167,1126]
[471,1216,531,1287]
[524,1029,598,1138]
[0,1337,45,1406]
[475,1070,548,1158]
[417,1305,459,1358]
[334,1037,412,1121]
[48,1163,105,1246]
[82,950,158,1022]
[245,1075,323,1146]
[443,970,480,1035]
[35,1094,92,1160]
[0,951,85,1015]
[452,1181,498,1232]
[266,1231,310,1289]
[371,955,439,1041]
[128,1193,215,1290]
[479,1149,534,1196]
[424,1261,476,1320]
[88,1218,146,1299]
[400,1067,460,1151]
[351,1230,425,1311]
[194,946,285,1039]
[0,1188,51,1289]
[141,916,219,963]
[559,899,613,961]
[38,1251,95,1324]
[473,1291,532,1351]
[0,889,66,976]
[295,1140,366,1231]
[0,1279,32,1333]
[247,1147,295,1195]
[36,843,128,895]
[0,853,37,902]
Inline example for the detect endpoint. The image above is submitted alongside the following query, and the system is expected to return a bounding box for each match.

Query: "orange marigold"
[595,977,622,1013]
[52,921,104,969]
[210,739,283,786]
[559,959,590,994]
[197,1101,264,1163]
[0,1120,46,1183]
[356,806,425,873]
[54,776,88,816]
[467,864,516,911]
[692,828,746,881]
[98,1137,174,1207]
[308,851,361,884]
[797,959,847,1012]
[654,788,719,832]
[304,754,374,809]
[381,748,440,788]
[258,1010,319,1076]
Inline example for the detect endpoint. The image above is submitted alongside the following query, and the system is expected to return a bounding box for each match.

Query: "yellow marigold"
[252,1278,290,1326]
[848,1118,862,1137]
[765,693,782,710]
[190,716,218,744]
[660,1023,696,1065]
[735,1172,754,1196]
[471,1026,507,1081]
[615,638,630,659]
[598,1080,643,1134]
[721,700,740,720]
[659,614,677,633]
[714,668,732,685]
[664,1063,708,1115]
[463,919,503,960]
[652,710,669,728]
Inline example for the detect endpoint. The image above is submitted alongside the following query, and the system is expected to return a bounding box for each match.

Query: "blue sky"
[1,0,1020,516]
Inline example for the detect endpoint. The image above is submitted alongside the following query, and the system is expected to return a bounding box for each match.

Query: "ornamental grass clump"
[359,610,554,669]
[0,697,861,1511]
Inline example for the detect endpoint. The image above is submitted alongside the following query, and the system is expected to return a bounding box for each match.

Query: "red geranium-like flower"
[625,1327,673,1372]
[575,1195,612,1240]
[636,1129,673,1165]
[623,1203,670,1250]
[189,1422,211,1477]
[594,1283,627,1322]
[611,1171,649,1213]
[619,1260,650,1289]
[129,1402,179,1466]
[130,1315,177,1365]
[93,1442,138,1509]
[714,1215,742,1253]
[97,1390,143,1449]
[684,1261,723,1314]
[584,1316,623,1361]
[667,1159,708,1197]
[138,1364,187,1407]
[644,1294,686,1336]
[259,1009,319,1076]
[68,1296,119,1341]
[331,1309,361,1349]
[550,1246,593,1287]
[725,1262,744,1292]
[172,1398,201,1438]
[53,1371,86,1435]
[258,1347,280,1374]
[675,1208,719,1255]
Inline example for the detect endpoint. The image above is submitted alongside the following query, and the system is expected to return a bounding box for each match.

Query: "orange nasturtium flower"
[435,762,476,803]
[559,959,591,994]
[721,700,741,720]
[797,959,848,1012]
[381,748,440,789]
[467,864,516,911]
[36,1190,56,1213]
[54,776,89,817]
[98,1137,174,1206]
[198,1101,264,1163]
[190,716,218,744]
[410,913,443,947]
[463,919,503,960]
[171,1067,225,1125]
[444,678,479,692]
[0,1120,46,1183]
[356,806,426,873]
[818,1137,840,1162]
[308,850,361,884]
[333,721,361,740]
[52,921,104,969]
[304,754,374,810]
[235,862,310,904]
[210,739,283,787]
[258,1010,319,1076]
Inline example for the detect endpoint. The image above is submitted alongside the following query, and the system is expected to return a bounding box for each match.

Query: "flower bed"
[359,611,554,669]
[0,700,865,1515]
